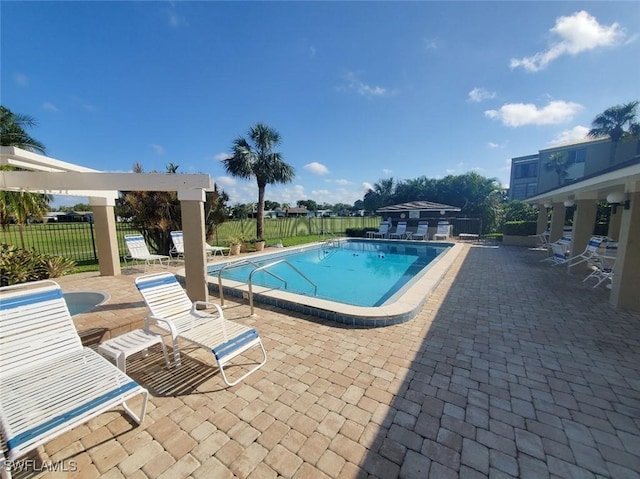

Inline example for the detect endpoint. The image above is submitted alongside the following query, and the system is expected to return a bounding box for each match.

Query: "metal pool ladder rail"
[217,259,286,307]
[248,259,317,315]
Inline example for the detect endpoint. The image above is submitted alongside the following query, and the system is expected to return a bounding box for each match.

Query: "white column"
[89,196,120,276]
[178,189,208,302]
[610,191,640,312]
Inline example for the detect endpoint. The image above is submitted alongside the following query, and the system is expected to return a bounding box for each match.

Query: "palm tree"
[588,101,639,165]
[545,152,569,186]
[224,123,295,240]
[0,106,46,153]
[0,108,51,236]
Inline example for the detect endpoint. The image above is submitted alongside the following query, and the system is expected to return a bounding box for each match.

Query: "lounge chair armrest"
[147,314,179,339]
[192,301,224,318]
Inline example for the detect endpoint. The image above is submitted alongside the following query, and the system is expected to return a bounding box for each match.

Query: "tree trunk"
[257,185,266,240]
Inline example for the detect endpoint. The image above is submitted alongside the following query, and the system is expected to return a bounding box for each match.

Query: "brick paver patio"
[8,243,640,478]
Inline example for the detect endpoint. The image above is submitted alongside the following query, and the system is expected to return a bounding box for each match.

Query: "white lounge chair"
[125,234,170,270]
[411,221,429,241]
[389,222,408,239]
[583,253,616,288]
[540,235,571,264]
[367,222,390,239]
[169,230,186,262]
[554,236,604,269]
[433,221,451,240]
[0,280,148,473]
[170,231,230,262]
[135,272,267,387]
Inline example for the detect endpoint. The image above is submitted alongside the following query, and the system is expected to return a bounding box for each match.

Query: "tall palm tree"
[224,123,295,240]
[545,152,569,186]
[0,107,51,236]
[0,106,46,153]
[587,101,639,165]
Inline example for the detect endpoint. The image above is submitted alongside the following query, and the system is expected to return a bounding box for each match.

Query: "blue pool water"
[208,240,449,307]
[63,291,108,316]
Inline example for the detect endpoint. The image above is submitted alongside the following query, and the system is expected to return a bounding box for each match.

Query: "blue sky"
[3,1,639,208]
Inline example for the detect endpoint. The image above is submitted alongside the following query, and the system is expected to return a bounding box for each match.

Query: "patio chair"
[135,272,267,387]
[169,230,186,262]
[583,253,616,288]
[432,221,451,240]
[554,236,604,269]
[540,235,571,264]
[0,280,148,473]
[367,222,390,239]
[125,234,170,270]
[389,221,408,239]
[411,221,429,241]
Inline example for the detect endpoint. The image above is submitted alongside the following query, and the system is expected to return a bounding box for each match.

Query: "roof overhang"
[377,201,461,213]
[0,146,213,203]
[526,159,640,205]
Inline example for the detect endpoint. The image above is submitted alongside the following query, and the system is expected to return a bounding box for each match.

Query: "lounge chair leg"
[121,389,149,425]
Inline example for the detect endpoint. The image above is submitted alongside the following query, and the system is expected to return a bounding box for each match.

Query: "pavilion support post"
[536,207,548,235]
[179,189,208,302]
[607,205,622,241]
[610,191,640,312]
[90,197,120,276]
[549,203,566,242]
[570,200,598,275]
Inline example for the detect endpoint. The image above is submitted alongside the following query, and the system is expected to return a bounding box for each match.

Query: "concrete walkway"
[11,244,640,478]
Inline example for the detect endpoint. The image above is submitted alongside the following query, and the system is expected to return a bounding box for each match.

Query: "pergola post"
[89,196,120,276]
[549,203,566,242]
[178,189,208,302]
[607,206,622,241]
[610,191,640,311]
[536,206,548,235]
[570,199,598,275]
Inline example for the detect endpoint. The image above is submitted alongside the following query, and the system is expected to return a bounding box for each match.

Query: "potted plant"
[227,235,244,255]
[254,238,266,252]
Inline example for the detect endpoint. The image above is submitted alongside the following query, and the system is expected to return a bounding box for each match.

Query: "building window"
[514,162,538,179]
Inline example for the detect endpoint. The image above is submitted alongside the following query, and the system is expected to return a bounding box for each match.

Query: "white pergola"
[0,146,214,302]
[527,160,640,312]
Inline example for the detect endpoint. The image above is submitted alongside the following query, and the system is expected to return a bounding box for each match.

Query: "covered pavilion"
[527,157,640,312]
[0,146,214,301]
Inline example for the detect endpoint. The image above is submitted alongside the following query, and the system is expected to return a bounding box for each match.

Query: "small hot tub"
[63,291,110,316]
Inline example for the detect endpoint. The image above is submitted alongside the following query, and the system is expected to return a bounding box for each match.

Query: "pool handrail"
[217,259,287,306]
[248,259,317,316]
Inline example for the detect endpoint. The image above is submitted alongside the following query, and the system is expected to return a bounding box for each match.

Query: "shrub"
[0,243,76,286]
[502,221,537,236]
[345,228,369,237]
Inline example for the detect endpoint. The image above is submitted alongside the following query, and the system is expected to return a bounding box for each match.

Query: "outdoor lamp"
[543,202,552,210]
[563,199,575,208]
[606,191,629,214]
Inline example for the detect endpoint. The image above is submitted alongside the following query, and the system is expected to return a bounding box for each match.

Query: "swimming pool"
[205,239,463,327]
[63,291,109,316]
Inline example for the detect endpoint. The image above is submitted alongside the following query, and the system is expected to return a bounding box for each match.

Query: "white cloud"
[485,100,582,127]
[487,142,500,148]
[424,38,439,50]
[43,102,59,112]
[549,125,590,145]
[214,152,230,161]
[468,88,496,103]
[14,73,28,86]
[214,176,236,188]
[165,3,188,28]
[333,179,351,186]
[150,144,165,155]
[510,11,627,72]
[382,169,392,175]
[362,182,374,191]
[338,72,389,98]
[304,162,329,175]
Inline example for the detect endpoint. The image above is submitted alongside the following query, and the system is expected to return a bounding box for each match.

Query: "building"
[509,136,640,201]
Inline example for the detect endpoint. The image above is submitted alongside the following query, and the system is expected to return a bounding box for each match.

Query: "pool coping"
[181,239,464,327]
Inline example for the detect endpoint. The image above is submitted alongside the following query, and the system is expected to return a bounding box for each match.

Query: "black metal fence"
[0,216,480,265]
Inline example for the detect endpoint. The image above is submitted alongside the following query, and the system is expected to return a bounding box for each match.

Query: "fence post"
[89,219,98,261]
